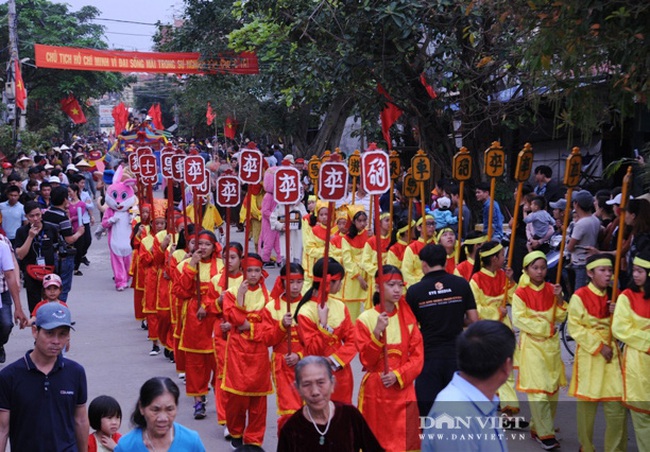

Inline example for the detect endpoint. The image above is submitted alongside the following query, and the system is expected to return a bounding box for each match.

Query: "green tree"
[0,0,132,135]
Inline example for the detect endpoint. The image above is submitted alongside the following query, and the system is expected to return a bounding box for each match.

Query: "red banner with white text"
[34,44,259,75]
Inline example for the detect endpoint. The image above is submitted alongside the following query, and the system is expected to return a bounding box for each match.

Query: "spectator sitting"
[432,196,457,231]
[524,196,555,252]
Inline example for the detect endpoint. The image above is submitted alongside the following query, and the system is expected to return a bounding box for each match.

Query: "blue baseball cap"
[35,303,74,330]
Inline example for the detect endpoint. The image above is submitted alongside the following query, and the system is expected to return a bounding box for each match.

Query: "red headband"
[377,273,404,284]
[226,245,243,257]
[242,257,264,269]
[197,231,216,245]
[313,273,343,283]
[270,273,304,301]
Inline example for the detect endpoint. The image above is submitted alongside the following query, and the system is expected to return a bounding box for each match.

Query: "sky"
[62,0,183,51]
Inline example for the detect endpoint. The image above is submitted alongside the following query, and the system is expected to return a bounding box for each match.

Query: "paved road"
[2,224,638,451]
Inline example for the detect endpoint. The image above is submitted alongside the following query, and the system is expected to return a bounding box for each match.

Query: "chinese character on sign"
[184,156,205,187]
[171,155,184,182]
[128,153,140,175]
[514,144,534,182]
[318,162,348,201]
[216,175,240,207]
[361,150,390,195]
[348,155,361,177]
[484,143,505,178]
[411,150,431,181]
[238,149,264,184]
[139,154,157,178]
[274,167,301,204]
[196,170,210,196]
[161,151,175,178]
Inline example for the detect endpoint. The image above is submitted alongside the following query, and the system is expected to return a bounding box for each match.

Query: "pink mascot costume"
[258,166,282,265]
[102,165,137,291]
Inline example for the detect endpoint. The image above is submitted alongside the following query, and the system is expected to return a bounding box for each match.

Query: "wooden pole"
[319,202,334,308]
[555,188,574,284]
[504,181,524,307]
[224,208,231,290]
[456,180,465,262]
[147,184,156,225]
[373,195,389,374]
[420,181,427,242]
[192,186,201,306]
[284,204,292,354]
[351,177,357,204]
[611,166,633,342]
[487,177,496,240]
[243,188,253,258]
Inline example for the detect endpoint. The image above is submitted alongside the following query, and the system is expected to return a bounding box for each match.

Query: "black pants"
[23,271,43,313]
[415,355,458,417]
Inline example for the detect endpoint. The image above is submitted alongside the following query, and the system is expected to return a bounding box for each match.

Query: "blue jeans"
[574,265,587,291]
[57,255,75,302]
[0,291,13,347]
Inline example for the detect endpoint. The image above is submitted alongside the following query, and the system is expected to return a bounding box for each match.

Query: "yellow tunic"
[568,283,623,401]
[302,224,326,285]
[512,283,567,394]
[336,234,368,304]
[185,203,224,231]
[401,238,435,287]
[611,290,650,413]
[469,268,516,330]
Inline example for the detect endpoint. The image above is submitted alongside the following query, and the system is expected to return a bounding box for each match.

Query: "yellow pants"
[630,410,650,452]
[498,371,520,413]
[576,400,627,452]
[527,391,559,439]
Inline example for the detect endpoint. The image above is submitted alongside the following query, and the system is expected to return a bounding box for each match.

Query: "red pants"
[225,393,267,446]
[174,349,186,374]
[133,289,145,320]
[185,352,215,396]
[214,379,228,425]
[145,313,159,341]
[157,309,172,350]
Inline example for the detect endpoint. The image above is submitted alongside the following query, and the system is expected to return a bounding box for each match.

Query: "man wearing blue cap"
[0,303,88,451]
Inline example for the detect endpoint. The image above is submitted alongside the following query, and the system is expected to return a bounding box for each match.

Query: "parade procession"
[0,0,649,451]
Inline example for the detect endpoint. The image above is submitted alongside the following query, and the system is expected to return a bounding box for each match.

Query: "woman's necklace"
[306,401,333,446]
[144,427,174,452]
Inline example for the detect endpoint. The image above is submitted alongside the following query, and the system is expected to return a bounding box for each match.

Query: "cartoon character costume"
[101,165,137,290]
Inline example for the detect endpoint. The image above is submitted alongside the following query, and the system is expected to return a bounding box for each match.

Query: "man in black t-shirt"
[406,244,478,417]
[15,201,59,312]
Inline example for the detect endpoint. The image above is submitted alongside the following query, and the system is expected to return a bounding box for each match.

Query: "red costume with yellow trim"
[139,234,161,343]
[454,258,474,281]
[221,273,272,446]
[129,221,150,321]
[297,296,357,404]
[168,248,189,375]
[356,299,423,452]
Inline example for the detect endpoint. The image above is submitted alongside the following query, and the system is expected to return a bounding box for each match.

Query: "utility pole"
[7,0,26,143]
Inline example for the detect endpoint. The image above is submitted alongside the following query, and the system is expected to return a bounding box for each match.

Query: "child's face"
[227,250,241,273]
[246,266,262,285]
[632,265,648,288]
[530,202,540,212]
[100,415,121,436]
[289,277,304,299]
[44,285,62,301]
[587,265,612,289]
[317,207,328,226]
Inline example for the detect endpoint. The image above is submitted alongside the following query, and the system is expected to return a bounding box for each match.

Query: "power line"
[92,18,159,26]
[105,31,153,37]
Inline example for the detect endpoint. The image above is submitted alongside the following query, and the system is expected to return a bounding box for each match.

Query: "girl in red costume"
[296,257,357,404]
[176,230,222,420]
[264,263,306,431]
[356,265,423,452]
[130,204,150,326]
[207,242,244,435]
[221,253,272,449]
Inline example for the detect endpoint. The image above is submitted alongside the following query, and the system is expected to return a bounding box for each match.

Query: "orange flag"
[14,60,26,111]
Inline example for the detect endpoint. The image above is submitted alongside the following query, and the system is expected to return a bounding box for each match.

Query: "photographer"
[42,186,85,302]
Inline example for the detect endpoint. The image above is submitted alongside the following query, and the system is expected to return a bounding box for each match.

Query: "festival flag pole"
[504,143,534,308]
[238,147,264,258]
[555,147,582,285]
[610,166,633,341]
[362,145,391,374]
[484,142,505,240]
[411,150,431,242]
[192,186,202,306]
[452,147,472,261]
[317,153,348,308]
[308,156,320,198]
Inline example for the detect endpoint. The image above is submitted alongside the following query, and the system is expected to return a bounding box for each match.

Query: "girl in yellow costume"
[436,227,458,274]
[361,212,392,310]
[612,252,650,452]
[300,195,317,286]
[512,251,566,450]
[302,201,329,288]
[336,205,369,322]
[568,253,626,452]
[355,265,423,452]
[401,214,436,286]
[386,219,414,270]
[185,195,224,235]
[469,240,520,416]
[454,232,487,281]
[328,207,349,265]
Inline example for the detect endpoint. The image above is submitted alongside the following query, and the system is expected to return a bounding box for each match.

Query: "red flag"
[224,116,236,139]
[378,84,403,150]
[206,102,216,126]
[60,94,87,124]
[154,103,164,130]
[14,60,26,111]
[112,102,129,134]
[148,103,164,130]
[420,74,437,99]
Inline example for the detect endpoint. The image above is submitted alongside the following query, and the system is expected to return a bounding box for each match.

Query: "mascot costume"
[102,164,137,290]
[259,165,281,265]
